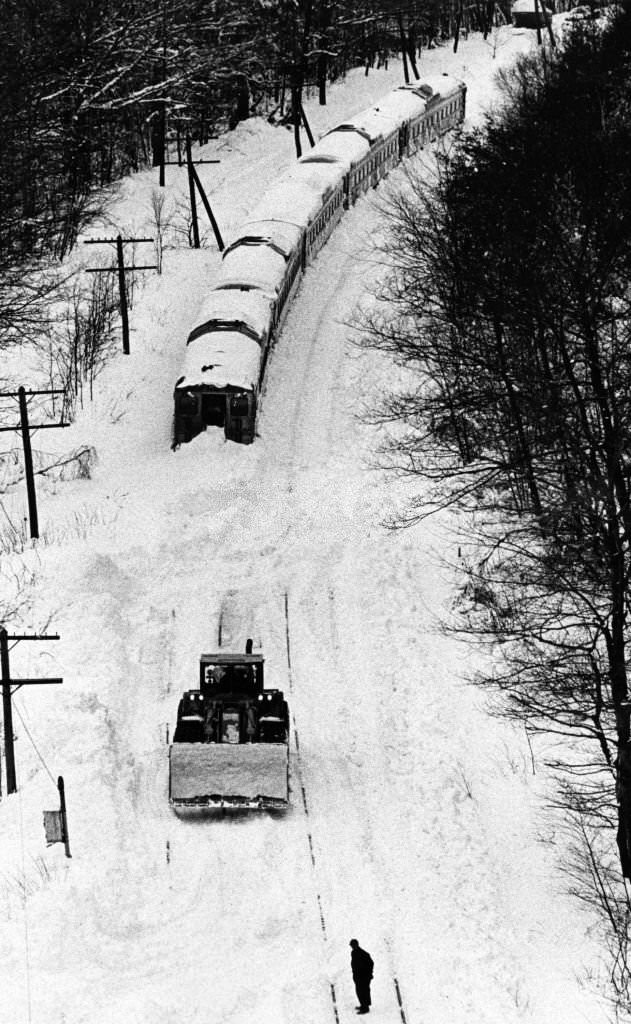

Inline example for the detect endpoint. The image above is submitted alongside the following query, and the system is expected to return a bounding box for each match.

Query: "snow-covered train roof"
[310,128,371,171]
[410,74,465,103]
[371,88,428,123]
[290,156,346,198]
[248,180,322,230]
[177,331,262,391]
[247,159,344,230]
[337,106,401,144]
[511,0,550,11]
[215,243,289,298]
[318,76,463,153]
[225,220,303,261]
[186,288,273,346]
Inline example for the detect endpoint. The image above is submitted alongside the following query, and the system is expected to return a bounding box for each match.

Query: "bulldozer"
[169,645,290,810]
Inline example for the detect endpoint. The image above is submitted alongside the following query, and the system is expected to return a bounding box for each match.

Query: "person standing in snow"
[349,938,374,1014]
[245,702,257,743]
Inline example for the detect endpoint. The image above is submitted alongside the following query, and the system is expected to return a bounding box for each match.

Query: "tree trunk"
[397,14,410,84]
[317,0,329,104]
[493,315,542,515]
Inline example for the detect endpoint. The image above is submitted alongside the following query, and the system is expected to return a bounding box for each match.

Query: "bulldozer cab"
[200,652,264,697]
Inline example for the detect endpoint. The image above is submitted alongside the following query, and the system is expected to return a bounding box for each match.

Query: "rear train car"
[173,289,274,445]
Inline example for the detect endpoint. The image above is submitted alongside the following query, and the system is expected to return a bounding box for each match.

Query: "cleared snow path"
[0,26,612,1024]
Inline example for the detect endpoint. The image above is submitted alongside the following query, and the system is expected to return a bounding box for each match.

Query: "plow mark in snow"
[284,586,413,1024]
[284,590,340,1024]
[283,589,410,1024]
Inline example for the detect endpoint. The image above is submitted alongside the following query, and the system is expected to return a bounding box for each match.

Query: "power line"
[13,701,57,789]
[16,776,33,1024]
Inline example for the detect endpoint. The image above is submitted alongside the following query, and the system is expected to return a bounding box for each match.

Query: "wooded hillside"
[0,0,466,269]
[358,4,631,1010]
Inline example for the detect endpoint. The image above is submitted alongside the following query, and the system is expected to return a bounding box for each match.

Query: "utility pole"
[186,134,200,250]
[0,387,69,539]
[84,235,157,354]
[0,628,62,795]
[299,103,315,147]
[539,0,556,47]
[164,138,224,251]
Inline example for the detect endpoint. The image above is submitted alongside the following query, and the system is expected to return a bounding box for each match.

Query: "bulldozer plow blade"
[169,742,289,808]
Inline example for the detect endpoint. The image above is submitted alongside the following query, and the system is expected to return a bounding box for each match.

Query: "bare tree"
[355,9,631,896]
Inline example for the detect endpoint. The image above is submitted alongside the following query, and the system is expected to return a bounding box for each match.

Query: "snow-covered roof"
[226,220,303,260]
[289,156,346,198]
[341,106,401,143]
[372,89,428,123]
[511,0,552,10]
[187,288,274,345]
[311,129,371,170]
[248,160,344,229]
[215,244,289,298]
[248,179,323,229]
[177,331,262,391]
[408,74,464,102]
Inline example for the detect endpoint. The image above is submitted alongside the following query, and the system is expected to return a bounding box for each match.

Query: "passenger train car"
[173,73,466,446]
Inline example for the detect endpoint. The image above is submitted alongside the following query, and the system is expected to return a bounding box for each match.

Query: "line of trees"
[357,4,631,1010]
[0,0,461,269]
[0,0,478,366]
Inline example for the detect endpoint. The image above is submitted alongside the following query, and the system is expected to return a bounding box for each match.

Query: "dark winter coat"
[351,947,374,982]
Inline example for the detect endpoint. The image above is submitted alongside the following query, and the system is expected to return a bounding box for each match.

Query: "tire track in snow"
[319,580,413,1024]
[284,590,341,1024]
[317,577,432,1024]
[284,588,409,1024]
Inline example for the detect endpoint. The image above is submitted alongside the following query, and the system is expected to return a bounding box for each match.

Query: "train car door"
[225,392,255,444]
[201,390,226,427]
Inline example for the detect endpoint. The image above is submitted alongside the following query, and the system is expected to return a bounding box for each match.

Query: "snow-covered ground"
[0,25,613,1024]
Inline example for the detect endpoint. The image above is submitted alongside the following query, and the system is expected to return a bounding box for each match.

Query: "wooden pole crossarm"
[0,389,65,398]
[0,423,69,432]
[83,237,154,245]
[27,423,70,431]
[164,159,220,166]
[85,266,158,273]
[11,678,63,694]
[7,633,60,642]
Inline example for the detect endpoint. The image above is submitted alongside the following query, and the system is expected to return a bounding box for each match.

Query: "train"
[172,73,467,446]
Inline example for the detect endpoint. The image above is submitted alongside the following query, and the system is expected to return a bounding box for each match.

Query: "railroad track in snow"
[283,589,410,1024]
